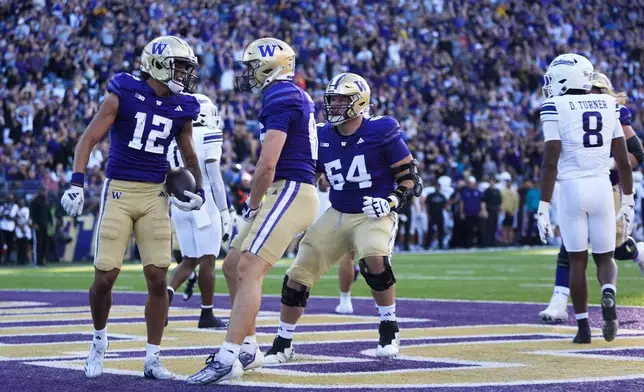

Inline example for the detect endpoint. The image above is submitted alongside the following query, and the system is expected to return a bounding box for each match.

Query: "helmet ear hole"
[262,68,274,75]
[558,79,567,84]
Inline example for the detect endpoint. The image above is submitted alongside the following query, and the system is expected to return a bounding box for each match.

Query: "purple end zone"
[2,290,644,392]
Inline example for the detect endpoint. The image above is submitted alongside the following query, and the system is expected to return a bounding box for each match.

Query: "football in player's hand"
[166,167,197,202]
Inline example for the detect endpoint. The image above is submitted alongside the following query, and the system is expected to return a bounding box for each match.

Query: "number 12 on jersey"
[324,155,372,190]
[128,111,173,154]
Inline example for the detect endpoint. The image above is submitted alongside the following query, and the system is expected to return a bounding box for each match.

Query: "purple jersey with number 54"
[105,72,200,183]
[317,116,411,214]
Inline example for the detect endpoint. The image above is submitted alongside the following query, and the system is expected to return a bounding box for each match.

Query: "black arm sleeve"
[626,136,644,165]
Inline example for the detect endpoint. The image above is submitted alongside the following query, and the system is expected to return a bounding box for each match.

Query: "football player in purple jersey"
[60,36,203,380]
[263,73,422,364]
[187,38,320,385]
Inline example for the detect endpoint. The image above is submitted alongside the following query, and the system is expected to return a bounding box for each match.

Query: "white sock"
[217,341,241,365]
[340,291,351,303]
[241,335,257,354]
[167,286,174,294]
[575,312,589,320]
[145,343,160,363]
[553,286,570,297]
[377,303,396,322]
[277,321,296,340]
[189,271,197,280]
[601,283,616,295]
[93,327,107,348]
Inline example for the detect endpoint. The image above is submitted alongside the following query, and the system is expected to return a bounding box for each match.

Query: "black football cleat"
[572,327,592,344]
[601,291,618,342]
[183,273,197,301]
[198,311,228,329]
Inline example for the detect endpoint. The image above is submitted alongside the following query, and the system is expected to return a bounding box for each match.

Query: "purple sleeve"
[316,158,324,173]
[620,106,632,126]
[384,136,411,166]
[106,73,125,97]
[264,110,299,133]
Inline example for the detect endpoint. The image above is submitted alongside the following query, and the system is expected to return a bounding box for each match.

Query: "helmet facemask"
[324,93,362,125]
[235,60,263,93]
[149,56,198,93]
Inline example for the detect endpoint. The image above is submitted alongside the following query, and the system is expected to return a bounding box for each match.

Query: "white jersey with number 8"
[541,93,622,181]
[541,92,623,253]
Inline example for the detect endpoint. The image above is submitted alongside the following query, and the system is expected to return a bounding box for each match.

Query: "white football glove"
[170,189,204,212]
[242,200,262,222]
[220,208,232,242]
[61,185,85,217]
[362,196,393,219]
[536,200,553,244]
[618,193,635,235]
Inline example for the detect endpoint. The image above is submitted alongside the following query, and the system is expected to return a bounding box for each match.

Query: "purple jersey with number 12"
[317,116,411,214]
[105,72,200,183]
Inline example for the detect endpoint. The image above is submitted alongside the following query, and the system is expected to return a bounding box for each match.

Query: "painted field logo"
[2,291,644,392]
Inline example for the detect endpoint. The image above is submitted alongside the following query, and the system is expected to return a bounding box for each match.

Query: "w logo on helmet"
[151,43,168,55]
[258,44,277,57]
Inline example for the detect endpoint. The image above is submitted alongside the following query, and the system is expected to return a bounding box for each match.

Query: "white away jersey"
[541,93,623,181]
[167,126,223,185]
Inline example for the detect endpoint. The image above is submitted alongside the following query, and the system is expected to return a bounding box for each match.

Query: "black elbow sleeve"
[627,136,644,165]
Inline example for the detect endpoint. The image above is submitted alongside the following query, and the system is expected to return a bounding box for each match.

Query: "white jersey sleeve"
[167,139,183,169]
[203,128,223,162]
[546,94,620,181]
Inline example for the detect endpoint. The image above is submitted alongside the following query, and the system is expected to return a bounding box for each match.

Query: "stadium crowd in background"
[0,0,643,263]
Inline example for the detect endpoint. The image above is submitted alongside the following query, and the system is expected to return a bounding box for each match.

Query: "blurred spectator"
[30,188,50,265]
[524,181,542,245]
[14,198,31,264]
[461,177,482,248]
[425,183,447,249]
[0,194,18,263]
[501,180,519,246]
[481,177,502,247]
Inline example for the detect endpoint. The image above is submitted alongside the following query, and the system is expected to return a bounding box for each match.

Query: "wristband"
[71,172,85,187]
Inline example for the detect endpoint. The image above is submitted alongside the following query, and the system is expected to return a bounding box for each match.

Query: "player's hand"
[61,185,85,217]
[170,189,204,212]
[618,193,635,235]
[242,200,261,222]
[362,196,391,219]
[220,208,232,242]
[536,201,552,244]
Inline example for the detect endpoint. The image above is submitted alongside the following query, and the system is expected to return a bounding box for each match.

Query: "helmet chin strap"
[167,80,184,94]
[255,65,286,94]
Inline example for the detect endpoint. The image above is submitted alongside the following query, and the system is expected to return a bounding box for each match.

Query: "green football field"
[2,247,644,305]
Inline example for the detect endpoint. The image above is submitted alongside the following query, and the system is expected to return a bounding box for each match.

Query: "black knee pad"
[359,257,396,292]
[557,245,570,269]
[281,275,310,308]
[615,238,636,260]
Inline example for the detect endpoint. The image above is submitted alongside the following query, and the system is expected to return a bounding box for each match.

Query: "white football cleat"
[144,357,176,379]
[239,345,264,371]
[539,294,569,323]
[334,301,354,314]
[84,341,107,378]
[375,321,400,358]
[264,337,295,364]
[635,243,644,278]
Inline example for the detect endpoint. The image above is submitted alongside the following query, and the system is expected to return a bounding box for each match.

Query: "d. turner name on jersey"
[568,99,609,110]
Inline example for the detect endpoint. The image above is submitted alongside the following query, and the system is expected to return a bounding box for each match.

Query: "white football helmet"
[542,53,594,98]
[140,36,199,94]
[192,93,222,130]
